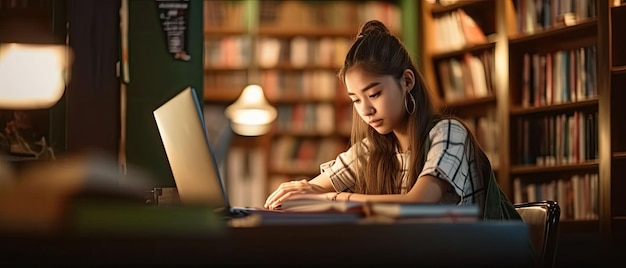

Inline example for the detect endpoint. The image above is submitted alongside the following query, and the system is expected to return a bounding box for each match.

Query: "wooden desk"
[0,221,532,267]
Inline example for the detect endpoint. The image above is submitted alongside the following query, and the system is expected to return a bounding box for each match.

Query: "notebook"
[152,87,359,224]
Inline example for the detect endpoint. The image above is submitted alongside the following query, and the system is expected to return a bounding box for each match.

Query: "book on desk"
[276,198,480,223]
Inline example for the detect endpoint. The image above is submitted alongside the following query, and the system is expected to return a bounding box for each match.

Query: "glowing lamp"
[224,84,277,136]
[0,43,71,109]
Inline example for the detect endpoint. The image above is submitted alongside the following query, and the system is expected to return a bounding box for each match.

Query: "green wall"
[400,0,419,65]
[125,0,203,187]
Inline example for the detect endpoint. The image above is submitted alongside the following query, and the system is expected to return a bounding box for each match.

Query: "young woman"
[263,20,519,221]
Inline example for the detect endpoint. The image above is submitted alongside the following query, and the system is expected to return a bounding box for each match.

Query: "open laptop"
[152,87,360,224]
[153,86,255,216]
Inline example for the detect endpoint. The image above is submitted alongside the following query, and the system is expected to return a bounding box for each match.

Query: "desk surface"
[0,221,533,267]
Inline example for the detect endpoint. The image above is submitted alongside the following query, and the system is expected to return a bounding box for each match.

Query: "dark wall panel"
[66,0,121,155]
[125,0,204,187]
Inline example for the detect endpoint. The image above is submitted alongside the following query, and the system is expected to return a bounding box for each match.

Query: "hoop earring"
[405,92,416,114]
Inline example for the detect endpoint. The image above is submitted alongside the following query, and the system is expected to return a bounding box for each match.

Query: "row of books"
[270,137,346,175]
[515,0,597,35]
[513,173,598,220]
[336,105,353,136]
[257,0,401,31]
[262,70,339,102]
[256,37,351,69]
[460,110,500,169]
[355,1,402,33]
[516,110,598,166]
[437,50,495,102]
[204,0,401,32]
[204,36,352,69]
[275,103,336,135]
[203,0,246,29]
[431,9,488,53]
[521,46,597,108]
[204,36,251,68]
[204,69,340,101]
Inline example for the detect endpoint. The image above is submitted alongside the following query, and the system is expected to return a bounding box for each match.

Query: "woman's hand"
[264,179,328,210]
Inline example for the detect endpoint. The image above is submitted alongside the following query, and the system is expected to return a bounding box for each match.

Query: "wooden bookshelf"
[420,0,502,170]
[419,0,622,234]
[202,0,404,207]
[608,1,626,236]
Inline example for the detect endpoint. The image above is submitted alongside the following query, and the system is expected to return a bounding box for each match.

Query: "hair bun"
[358,20,391,38]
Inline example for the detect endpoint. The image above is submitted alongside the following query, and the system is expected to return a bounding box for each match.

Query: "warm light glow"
[0,43,71,109]
[225,84,277,136]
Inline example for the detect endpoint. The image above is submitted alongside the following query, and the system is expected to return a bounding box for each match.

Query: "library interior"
[1,0,625,267]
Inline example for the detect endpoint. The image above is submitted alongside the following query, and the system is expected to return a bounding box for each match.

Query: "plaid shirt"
[320,119,485,206]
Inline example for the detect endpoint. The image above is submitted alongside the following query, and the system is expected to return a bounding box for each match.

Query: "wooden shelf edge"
[612,66,626,74]
[268,97,336,104]
[257,26,356,37]
[204,90,241,102]
[429,0,489,15]
[509,19,598,44]
[510,98,599,116]
[271,131,341,138]
[204,67,248,72]
[259,64,341,71]
[613,152,626,159]
[205,65,340,71]
[204,27,247,35]
[439,95,497,109]
[510,161,599,175]
[431,42,495,60]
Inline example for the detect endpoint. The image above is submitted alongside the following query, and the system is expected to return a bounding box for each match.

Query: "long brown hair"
[337,20,487,194]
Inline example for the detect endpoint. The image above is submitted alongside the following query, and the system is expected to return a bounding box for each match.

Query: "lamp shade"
[224,84,277,136]
[0,43,71,109]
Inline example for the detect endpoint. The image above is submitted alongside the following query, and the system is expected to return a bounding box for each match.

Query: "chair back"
[514,201,560,268]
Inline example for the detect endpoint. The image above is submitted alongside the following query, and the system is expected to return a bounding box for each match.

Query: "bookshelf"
[202,0,404,207]
[607,0,626,235]
[419,0,504,176]
[419,0,624,235]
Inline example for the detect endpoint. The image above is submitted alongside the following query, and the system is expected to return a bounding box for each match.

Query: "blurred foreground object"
[0,151,150,232]
[0,151,223,235]
[0,43,71,109]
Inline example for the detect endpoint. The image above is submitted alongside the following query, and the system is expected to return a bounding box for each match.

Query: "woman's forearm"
[331,175,448,203]
[330,192,415,203]
[308,173,337,192]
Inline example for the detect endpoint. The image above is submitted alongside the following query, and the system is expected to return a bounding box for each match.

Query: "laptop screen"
[153,87,230,209]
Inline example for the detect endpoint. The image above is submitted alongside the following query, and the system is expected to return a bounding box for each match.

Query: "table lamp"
[0,43,71,160]
[0,43,71,109]
[224,84,277,136]
[223,1,277,137]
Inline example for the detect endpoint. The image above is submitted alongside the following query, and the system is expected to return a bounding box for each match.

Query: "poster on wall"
[156,0,191,61]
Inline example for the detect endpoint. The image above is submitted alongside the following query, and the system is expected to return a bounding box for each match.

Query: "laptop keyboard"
[230,207,252,218]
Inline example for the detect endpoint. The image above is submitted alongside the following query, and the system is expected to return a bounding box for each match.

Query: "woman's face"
[345,68,407,134]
